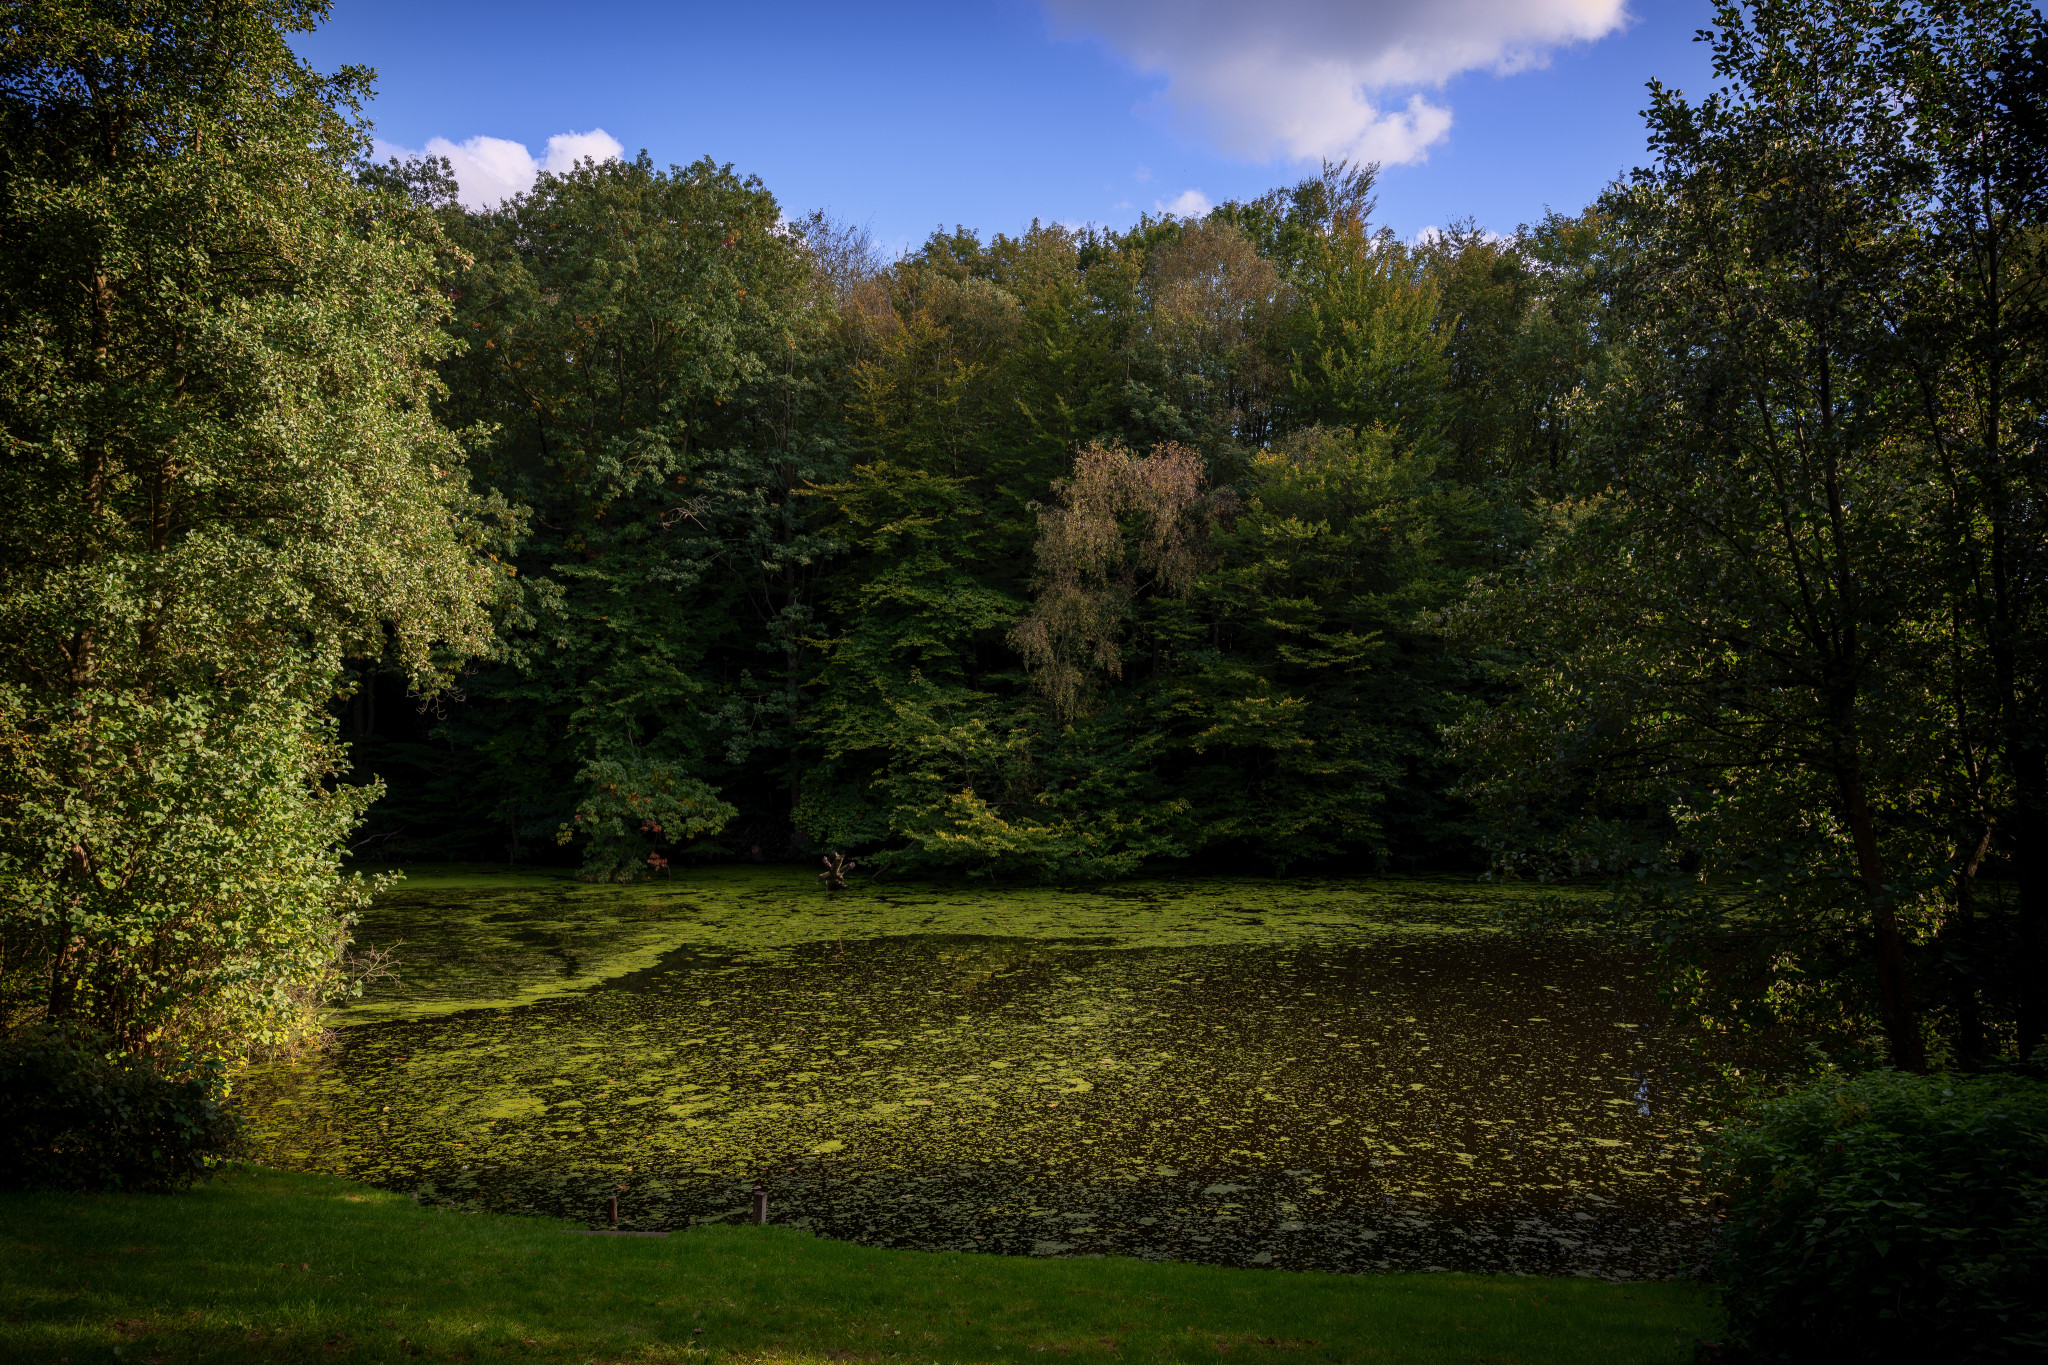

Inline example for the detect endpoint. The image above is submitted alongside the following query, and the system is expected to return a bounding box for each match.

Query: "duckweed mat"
[321,867,1579,1022]
[243,870,1715,1281]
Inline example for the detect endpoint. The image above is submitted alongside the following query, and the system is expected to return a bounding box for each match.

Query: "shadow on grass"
[0,1167,1720,1363]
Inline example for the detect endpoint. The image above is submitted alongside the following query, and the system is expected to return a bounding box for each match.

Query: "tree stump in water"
[817,851,855,891]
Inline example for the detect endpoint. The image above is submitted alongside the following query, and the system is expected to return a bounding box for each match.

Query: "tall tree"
[434,153,835,877]
[0,0,496,1053]
[1451,0,2048,1071]
[1418,210,1609,494]
[1887,6,2048,1056]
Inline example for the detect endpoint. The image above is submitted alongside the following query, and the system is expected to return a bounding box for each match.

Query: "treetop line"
[0,0,2043,1077]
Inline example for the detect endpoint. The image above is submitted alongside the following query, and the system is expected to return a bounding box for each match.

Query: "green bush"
[1711,1070,2048,1362]
[0,1027,241,1192]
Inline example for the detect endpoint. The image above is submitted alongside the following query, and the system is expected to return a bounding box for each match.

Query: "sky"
[295,0,1724,252]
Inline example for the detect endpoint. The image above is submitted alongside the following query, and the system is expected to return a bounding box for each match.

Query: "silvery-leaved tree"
[0,0,502,1057]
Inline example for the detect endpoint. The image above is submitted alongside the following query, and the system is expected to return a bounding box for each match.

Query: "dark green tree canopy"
[2,0,2041,1080]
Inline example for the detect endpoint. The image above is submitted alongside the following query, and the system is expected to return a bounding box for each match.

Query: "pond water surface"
[241,868,1717,1280]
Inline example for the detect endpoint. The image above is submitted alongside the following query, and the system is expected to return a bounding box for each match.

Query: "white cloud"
[1047,0,1629,165]
[541,129,626,173]
[1158,188,1212,217]
[372,128,625,210]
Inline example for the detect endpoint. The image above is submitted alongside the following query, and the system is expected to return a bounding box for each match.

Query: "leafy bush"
[0,1027,241,1192]
[1711,1070,2048,1362]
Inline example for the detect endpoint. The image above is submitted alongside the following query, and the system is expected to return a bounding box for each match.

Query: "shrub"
[1711,1070,2048,1362]
[0,1027,241,1192]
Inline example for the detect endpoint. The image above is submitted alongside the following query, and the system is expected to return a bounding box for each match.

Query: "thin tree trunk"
[48,841,93,1024]
[786,752,803,856]
[47,914,75,1022]
[1842,774,1924,1072]
[2014,741,2048,1060]
[1950,826,1993,1069]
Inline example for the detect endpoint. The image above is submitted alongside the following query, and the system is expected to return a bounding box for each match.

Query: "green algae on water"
[331,866,1591,1023]
[245,870,1713,1280]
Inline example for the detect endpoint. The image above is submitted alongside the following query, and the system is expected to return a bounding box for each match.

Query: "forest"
[2,0,2045,1073]
[339,2,2037,1078]
[3,2,2048,1355]
[4,0,2048,1342]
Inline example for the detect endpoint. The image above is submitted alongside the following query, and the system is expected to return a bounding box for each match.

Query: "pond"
[240,867,1718,1280]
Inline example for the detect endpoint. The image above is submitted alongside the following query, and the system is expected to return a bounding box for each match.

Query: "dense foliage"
[351,157,1560,882]
[0,1026,240,1192]
[324,0,2048,1076]
[1446,0,2048,1071]
[0,0,499,1056]
[1711,1070,2048,1361]
[0,0,2042,1083]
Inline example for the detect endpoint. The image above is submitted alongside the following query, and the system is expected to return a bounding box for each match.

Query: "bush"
[1711,1070,2048,1362]
[0,1027,241,1192]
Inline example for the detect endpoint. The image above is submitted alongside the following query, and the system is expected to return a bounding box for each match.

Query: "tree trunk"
[1844,775,1925,1072]
[47,841,94,1024]
[47,914,75,1022]
[2014,740,2048,1061]
[1949,827,1992,1070]
[785,648,804,854]
[786,761,803,855]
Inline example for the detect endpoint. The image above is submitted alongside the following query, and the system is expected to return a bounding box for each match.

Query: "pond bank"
[0,1167,1722,1363]
[241,868,1721,1280]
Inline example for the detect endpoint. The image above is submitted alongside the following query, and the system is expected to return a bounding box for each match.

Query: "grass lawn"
[0,1167,1720,1364]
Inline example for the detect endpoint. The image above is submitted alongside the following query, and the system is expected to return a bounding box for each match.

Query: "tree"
[353,148,1538,880]
[0,0,496,1055]
[1418,210,1609,494]
[1012,441,1216,723]
[1450,0,2048,1072]
[1885,6,2048,1056]
[435,152,836,875]
[796,461,1023,862]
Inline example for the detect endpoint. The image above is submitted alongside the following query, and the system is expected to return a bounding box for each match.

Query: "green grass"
[0,1167,1719,1364]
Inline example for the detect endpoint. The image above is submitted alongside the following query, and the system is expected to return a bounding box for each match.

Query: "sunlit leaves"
[0,1,497,1055]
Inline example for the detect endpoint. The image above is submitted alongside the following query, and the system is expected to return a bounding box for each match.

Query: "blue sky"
[298,0,1721,251]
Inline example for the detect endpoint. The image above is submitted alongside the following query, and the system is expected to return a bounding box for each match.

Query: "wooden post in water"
[751,1186,768,1225]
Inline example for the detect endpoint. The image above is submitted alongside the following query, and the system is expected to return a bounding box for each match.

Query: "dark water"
[244,919,1716,1280]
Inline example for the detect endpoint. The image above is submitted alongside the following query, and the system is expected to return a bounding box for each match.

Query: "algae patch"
[333,867,1583,1023]
[249,875,1714,1280]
